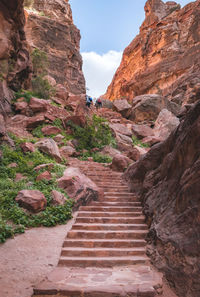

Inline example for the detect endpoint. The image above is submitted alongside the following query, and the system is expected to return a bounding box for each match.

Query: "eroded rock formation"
[105,0,200,105]
[0,0,31,114]
[123,100,200,297]
[25,0,86,96]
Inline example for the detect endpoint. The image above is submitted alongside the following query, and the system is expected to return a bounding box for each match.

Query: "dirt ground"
[0,215,76,297]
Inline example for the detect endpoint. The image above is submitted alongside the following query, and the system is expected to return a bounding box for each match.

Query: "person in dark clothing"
[95,98,102,109]
[86,95,93,108]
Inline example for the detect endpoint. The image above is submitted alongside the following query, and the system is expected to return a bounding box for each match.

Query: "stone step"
[100,197,139,202]
[77,211,143,217]
[58,256,149,267]
[67,230,147,239]
[63,239,146,248]
[76,217,145,224]
[79,206,143,212]
[91,201,142,206]
[72,223,148,231]
[104,192,136,197]
[61,247,146,257]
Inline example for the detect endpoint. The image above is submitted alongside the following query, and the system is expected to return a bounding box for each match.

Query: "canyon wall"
[105,0,200,105]
[0,0,31,114]
[25,0,86,96]
[123,99,200,297]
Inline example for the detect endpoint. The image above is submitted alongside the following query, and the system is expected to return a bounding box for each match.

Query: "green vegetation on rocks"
[0,138,73,243]
[132,135,149,148]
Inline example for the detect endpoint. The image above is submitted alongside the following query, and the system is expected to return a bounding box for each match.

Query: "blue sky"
[69,0,193,97]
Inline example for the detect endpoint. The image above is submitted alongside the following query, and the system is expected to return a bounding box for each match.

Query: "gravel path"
[0,215,75,297]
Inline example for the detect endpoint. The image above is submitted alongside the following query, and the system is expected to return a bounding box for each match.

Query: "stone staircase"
[33,160,162,297]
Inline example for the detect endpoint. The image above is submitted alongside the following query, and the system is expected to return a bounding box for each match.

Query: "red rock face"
[25,0,86,96]
[123,100,200,297]
[105,0,200,105]
[0,0,31,114]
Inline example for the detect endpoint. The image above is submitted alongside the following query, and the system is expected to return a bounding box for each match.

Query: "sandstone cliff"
[0,0,31,114]
[123,100,200,297]
[105,0,200,105]
[25,0,86,96]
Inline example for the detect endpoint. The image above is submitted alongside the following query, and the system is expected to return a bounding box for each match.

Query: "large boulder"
[113,99,131,118]
[15,190,47,213]
[57,167,103,210]
[123,101,200,297]
[101,145,121,158]
[109,123,132,137]
[129,94,180,123]
[41,126,62,136]
[60,146,76,158]
[111,154,132,172]
[35,138,62,162]
[132,124,154,139]
[153,109,180,141]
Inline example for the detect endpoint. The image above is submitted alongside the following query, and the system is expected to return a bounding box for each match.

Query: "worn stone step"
[72,223,148,231]
[63,238,147,248]
[79,206,142,212]
[63,239,146,248]
[58,256,149,267]
[104,192,136,197]
[77,211,143,218]
[67,230,147,239]
[61,247,146,257]
[100,197,139,202]
[76,216,145,224]
[91,201,142,207]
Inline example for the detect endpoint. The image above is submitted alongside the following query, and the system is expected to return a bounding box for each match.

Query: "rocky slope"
[0,0,31,115]
[105,0,200,105]
[123,100,200,297]
[25,0,86,96]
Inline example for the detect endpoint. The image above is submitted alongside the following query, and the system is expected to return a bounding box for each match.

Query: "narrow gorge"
[0,1,199,297]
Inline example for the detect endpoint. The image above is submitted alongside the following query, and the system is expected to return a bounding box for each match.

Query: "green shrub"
[70,115,115,150]
[15,90,35,103]
[0,139,73,243]
[31,48,48,76]
[132,135,149,148]
[24,0,34,8]
[32,76,55,99]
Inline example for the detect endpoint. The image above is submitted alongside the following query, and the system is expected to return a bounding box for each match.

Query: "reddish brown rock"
[100,145,121,158]
[14,173,26,182]
[41,126,62,136]
[25,0,86,96]
[153,109,180,140]
[60,146,76,158]
[105,0,200,106]
[14,101,28,114]
[34,163,55,172]
[109,123,132,137]
[129,94,179,123]
[36,171,52,181]
[0,114,6,137]
[51,190,67,206]
[132,124,154,139]
[112,99,132,118]
[57,167,103,210]
[0,0,31,116]
[111,154,132,172]
[20,142,35,153]
[26,115,46,129]
[15,190,47,212]
[125,147,141,162]
[123,100,200,297]
[29,97,49,113]
[35,138,62,162]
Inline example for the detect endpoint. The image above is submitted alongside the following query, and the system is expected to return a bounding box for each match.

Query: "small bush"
[32,76,55,99]
[31,48,48,76]
[15,90,35,103]
[79,151,112,163]
[70,115,115,151]
[132,135,149,148]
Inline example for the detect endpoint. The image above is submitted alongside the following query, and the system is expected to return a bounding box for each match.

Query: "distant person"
[95,98,102,109]
[86,95,93,108]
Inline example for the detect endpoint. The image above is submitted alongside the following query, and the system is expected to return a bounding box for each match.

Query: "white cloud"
[81,50,123,98]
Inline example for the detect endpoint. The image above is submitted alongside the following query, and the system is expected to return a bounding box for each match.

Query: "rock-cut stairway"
[33,161,162,297]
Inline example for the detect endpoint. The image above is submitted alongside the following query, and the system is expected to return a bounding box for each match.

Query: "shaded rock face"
[123,101,200,297]
[105,0,200,105]
[25,0,86,96]
[0,0,31,114]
